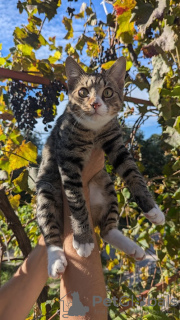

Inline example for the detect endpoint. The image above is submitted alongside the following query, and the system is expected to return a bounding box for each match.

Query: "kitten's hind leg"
[36,177,68,278]
[47,246,67,279]
[36,143,67,278]
[89,169,145,261]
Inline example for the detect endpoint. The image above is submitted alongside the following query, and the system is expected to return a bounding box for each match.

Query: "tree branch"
[0,188,32,257]
[126,43,150,89]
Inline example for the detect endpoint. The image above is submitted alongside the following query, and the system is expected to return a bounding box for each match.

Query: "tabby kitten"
[36,57,165,278]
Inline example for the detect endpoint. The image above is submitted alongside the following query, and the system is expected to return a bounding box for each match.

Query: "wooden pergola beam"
[0,67,154,106]
[0,67,50,85]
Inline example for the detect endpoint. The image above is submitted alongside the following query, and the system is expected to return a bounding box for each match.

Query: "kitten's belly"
[89,180,104,225]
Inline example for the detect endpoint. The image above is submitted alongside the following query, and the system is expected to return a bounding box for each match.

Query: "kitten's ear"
[65,57,85,81]
[106,57,126,88]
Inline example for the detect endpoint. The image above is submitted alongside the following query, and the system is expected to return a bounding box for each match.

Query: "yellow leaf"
[107,258,119,270]
[126,60,133,70]
[9,140,37,170]
[117,11,134,35]
[36,109,42,117]
[49,51,61,64]
[165,275,169,284]
[102,59,132,71]
[101,60,116,70]
[106,243,110,255]
[60,92,64,101]
[5,139,14,152]
[62,17,73,39]
[9,194,21,210]
[0,125,3,135]
[155,184,165,194]
[86,41,99,58]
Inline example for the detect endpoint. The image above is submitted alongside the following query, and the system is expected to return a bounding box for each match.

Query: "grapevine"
[8,80,67,132]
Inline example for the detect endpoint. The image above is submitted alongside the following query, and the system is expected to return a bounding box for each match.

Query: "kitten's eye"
[103,87,113,98]
[78,87,89,98]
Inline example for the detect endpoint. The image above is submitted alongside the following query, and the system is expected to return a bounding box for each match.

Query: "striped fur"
[36,57,164,274]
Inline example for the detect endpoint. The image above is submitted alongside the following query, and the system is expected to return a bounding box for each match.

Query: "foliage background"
[0,0,180,319]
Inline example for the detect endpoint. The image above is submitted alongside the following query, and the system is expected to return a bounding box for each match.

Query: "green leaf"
[13,27,27,42]
[54,63,66,82]
[107,13,115,28]
[86,7,93,16]
[9,194,21,211]
[163,126,180,148]
[86,40,99,58]
[38,60,53,77]
[149,55,169,106]
[0,157,9,172]
[143,306,170,320]
[142,25,176,58]
[62,17,73,40]
[85,8,97,26]
[172,188,180,200]
[0,134,6,141]
[172,159,180,171]
[121,284,137,301]
[40,302,46,320]
[39,34,48,46]
[76,34,90,53]
[122,188,130,200]
[94,27,106,39]
[173,116,180,134]
[117,192,125,205]
[13,169,29,192]
[30,15,42,27]
[138,239,149,249]
[9,129,23,145]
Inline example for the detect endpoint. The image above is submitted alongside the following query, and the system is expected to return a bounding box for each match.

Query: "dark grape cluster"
[89,45,117,70]
[89,26,118,70]
[8,80,67,132]
[67,7,75,18]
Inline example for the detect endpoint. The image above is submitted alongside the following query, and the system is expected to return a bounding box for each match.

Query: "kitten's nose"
[91,101,101,109]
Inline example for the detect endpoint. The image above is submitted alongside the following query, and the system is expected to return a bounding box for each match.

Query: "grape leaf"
[9,141,37,170]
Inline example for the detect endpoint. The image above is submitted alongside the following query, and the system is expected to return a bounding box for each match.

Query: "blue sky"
[0,0,162,140]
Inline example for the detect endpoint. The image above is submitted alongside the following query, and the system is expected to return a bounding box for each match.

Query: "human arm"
[0,148,107,320]
[60,148,108,320]
[0,236,48,320]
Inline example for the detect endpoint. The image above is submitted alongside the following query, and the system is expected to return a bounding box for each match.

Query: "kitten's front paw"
[47,246,67,279]
[128,244,146,261]
[103,229,146,261]
[73,236,94,257]
[144,205,165,225]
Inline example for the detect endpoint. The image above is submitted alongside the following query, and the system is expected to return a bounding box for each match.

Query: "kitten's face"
[65,57,126,131]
